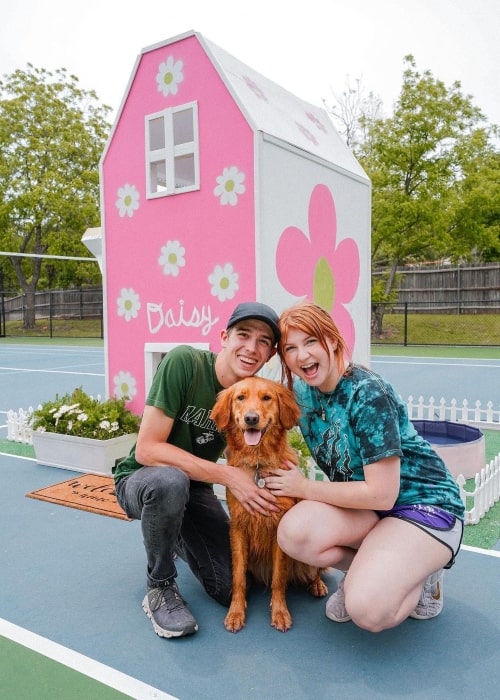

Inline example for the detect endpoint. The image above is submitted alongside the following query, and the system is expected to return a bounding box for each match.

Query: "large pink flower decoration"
[276,184,360,351]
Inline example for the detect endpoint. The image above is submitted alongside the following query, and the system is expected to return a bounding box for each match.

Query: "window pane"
[174,154,195,187]
[150,160,167,192]
[149,117,165,150]
[173,108,194,145]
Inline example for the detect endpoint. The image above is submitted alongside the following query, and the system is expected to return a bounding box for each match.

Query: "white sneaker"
[409,569,444,620]
[325,575,351,623]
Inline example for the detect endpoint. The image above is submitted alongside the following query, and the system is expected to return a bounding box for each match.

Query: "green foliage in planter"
[31,387,140,440]
[288,427,312,477]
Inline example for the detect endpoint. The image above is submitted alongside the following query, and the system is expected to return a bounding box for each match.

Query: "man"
[114,302,281,639]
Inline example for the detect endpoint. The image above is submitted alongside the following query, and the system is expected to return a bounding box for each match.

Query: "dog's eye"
[236,394,246,401]
[262,394,272,401]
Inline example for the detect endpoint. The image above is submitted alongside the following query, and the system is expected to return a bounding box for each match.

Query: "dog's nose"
[244,412,259,427]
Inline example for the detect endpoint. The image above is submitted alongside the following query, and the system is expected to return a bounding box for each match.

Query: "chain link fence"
[1,287,499,345]
[371,300,499,346]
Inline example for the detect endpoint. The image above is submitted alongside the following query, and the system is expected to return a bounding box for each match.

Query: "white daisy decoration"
[156,56,184,97]
[117,288,141,321]
[208,263,239,301]
[113,371,137,400]
[213,166,246,206]
[116,184,140,218]
[158,240,186,277]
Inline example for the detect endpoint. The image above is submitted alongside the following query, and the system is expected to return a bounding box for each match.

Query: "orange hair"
[278,301,351,389]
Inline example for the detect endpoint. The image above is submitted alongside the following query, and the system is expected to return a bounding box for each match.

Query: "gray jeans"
[115,466,232,605]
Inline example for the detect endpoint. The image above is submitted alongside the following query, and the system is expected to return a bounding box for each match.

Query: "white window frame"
[145,101,200,198]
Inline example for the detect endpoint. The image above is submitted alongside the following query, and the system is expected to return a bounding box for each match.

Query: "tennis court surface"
[1,343,499,699]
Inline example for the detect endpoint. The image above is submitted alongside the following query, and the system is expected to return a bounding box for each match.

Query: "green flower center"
[225,180,235,192]
[168,253,178,264]
[124,195,132,206]
[164,72,173,85]
[313,257,335,312]
[220,277,230,290]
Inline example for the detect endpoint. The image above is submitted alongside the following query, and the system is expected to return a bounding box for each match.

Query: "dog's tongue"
[244,429,262,446]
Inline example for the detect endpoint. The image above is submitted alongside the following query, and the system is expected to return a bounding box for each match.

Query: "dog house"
[95,30,371,412]
[412,420,485,479]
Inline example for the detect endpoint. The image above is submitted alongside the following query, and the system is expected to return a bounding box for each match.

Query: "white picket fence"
[5,407,35,445]
[456,456,500,525]
[3,397,500,526]
[406,395,500,427]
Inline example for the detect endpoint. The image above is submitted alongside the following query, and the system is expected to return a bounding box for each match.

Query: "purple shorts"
[377,504,464,569]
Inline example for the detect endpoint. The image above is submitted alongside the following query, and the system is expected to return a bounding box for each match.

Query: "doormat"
[26,474,131,521]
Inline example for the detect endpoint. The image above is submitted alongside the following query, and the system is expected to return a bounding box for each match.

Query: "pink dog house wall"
[98,30,371,413]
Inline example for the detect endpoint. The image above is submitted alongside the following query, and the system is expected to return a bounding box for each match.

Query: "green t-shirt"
[114,345,225,482]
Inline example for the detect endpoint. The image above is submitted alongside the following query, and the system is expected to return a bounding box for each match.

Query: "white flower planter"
[31,431,137,476]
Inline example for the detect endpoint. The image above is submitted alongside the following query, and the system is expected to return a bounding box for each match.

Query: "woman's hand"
[265,460,308,499]
[225,466,280,516]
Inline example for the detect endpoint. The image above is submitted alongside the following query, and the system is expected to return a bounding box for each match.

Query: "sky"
[1,0,499,127]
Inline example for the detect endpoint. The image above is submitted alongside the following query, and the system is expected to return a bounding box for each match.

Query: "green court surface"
[0,636,131,700]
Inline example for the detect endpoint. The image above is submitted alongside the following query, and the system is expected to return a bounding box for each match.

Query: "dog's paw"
[224,611,246,633]
[271,609,293,632]
[309,577,329,598]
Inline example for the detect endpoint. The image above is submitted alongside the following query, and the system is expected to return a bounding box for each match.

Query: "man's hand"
[225,466,280,516]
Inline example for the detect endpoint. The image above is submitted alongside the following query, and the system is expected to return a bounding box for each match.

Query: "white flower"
[156,56,184,97]
[117,288,141,321]
[208,263,239,301]
[99,420,111,431]
[116,184,140,217]
[158,240,186,277]
[77,412,88,422]
[113,371,137,400]
[110,421,120,432]
[213,166,246,206]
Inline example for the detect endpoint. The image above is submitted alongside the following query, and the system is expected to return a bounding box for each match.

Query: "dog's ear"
[277,384,301,430]
[210,386,233,432]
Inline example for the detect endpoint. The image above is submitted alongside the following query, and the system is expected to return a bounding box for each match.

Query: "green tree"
[449,146,500,261]
[357,56,498,333]
[0,65,111,327]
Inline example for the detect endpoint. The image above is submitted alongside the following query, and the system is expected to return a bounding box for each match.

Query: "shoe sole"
[408,608,442,620]
[142,596,199,638]
[325,610,352,623]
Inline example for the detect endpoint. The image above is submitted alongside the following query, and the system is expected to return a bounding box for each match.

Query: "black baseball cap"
[226,302,281,344]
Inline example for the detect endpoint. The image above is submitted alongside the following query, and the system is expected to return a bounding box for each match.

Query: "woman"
[266,301,464,632]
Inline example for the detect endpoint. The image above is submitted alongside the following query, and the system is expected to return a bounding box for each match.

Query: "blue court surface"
[1,344,499,699]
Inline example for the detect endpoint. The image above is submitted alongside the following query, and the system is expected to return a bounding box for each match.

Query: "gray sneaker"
[142,580,198,638]
[409,569,444,620]
[325,575,352,623]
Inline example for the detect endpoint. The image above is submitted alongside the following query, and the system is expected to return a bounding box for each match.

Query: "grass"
[3,317,103,339]
[3,312,500,348]
[372,312,500,347]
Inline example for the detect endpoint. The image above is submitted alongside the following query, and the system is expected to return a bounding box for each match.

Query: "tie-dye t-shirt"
[293,364,464,520]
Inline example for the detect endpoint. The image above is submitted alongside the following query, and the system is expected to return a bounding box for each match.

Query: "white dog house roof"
[113,30,366,180]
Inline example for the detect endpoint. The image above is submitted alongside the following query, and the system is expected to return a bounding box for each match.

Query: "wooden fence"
[1,286,103,322]
[374,262,500,312]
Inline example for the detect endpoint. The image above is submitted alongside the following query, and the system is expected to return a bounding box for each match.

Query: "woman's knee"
[345,581,402,632]
[277,508,312,557]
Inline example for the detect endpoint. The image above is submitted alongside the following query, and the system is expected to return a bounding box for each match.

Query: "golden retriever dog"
[211,376,327,632]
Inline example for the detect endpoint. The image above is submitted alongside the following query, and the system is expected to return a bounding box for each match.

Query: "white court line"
[0,618,177,700]
[0,366,104,377]
[461,545,500,558]
[372,359,500,369]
